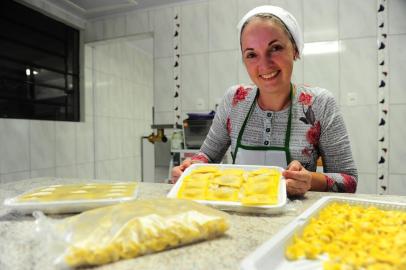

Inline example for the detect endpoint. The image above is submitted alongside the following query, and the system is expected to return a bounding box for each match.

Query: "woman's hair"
[240,13,299,57]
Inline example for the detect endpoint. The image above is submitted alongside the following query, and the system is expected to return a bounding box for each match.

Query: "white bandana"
[237,5,303,57]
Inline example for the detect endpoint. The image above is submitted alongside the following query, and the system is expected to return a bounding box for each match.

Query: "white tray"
[167,163,287,214]
[3,182,139,214]
[240,196,406,270]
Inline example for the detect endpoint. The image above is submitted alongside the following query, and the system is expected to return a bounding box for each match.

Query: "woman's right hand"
[171,158,193,184]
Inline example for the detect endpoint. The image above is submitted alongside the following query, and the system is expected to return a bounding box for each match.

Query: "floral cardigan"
[192,84,358,193]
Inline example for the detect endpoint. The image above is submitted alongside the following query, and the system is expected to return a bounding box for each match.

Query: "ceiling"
[56,0,194,19]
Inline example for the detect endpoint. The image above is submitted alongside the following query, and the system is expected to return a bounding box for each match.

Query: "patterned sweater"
[192,84,358,193]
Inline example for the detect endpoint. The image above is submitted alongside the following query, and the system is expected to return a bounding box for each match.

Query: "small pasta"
[285,203,406,270]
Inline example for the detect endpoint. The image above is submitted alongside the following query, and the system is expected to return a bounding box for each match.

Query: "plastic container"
[240,196,406,270]
[167,163,287,214]
[183,119,212,149]
[171,130,184,150]
[3,182,139,214]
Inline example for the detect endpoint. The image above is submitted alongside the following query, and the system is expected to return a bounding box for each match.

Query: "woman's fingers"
[171,159,193,184]
[284,160,312,196]
[171,167,182,183]
[286,160,302,171]
[283,170,310,183]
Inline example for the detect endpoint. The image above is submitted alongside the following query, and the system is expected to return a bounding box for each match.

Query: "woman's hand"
[171,159,193,184]
[282,160,312,196]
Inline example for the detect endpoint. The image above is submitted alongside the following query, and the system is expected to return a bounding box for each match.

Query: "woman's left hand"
[282,160,312,196]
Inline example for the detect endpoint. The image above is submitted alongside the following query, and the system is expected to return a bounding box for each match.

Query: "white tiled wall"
[0,36,152,184]
[90,39,153,181]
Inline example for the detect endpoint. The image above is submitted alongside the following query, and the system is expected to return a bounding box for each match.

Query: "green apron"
[232,84,293,167]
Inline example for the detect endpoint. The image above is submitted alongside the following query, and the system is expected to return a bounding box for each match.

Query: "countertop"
[1,178,405,270]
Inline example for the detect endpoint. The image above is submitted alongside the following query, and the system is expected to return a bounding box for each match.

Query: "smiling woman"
[172,5,358,197]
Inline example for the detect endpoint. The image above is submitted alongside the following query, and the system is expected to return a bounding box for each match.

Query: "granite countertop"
[1,178,405,270]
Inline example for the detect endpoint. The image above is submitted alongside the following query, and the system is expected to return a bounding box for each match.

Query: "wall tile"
[389,35,406,104]
[304,0,338,42]
[109,159,123,180]
[181,2,209,54]
[94,117,111,161]
[30,121,55,170]
[93,44,108,73]
[0,119,30,174]
[121,119,135,158]
[292,57,304,85]
[389,105,406,174]
[181,53,209,112]
[84,45,93,69]
[133,82,144,120]
[342,105,378,174]
[121,158,137,181]
[154,57,174,112]
[56,165,77,178]
[209,50,239,109]
[77,162,95,179]
[126,10,151,35]
[84,67,94,117]
[152,7,174,58]
[85,20,104,42]
[30,167,56,178]
[104,16,126,40]
[340,38,377,106]
[109,76,122,118]
[76,120,94,164]
[95,160,112,179]
[209,0,238,51]
[133,120,145,157]
[93,71,112,117]
[238,0,269,19]
[55,122,76,167]
[1,171,30,184]
[339,0,377,39]
[110,118,123,159]
[154,111,174,125]
[144,85,154,124]
[388,174,406,195]
[388,0,406,34]
[356,173,377,194]
[304,50,339,100]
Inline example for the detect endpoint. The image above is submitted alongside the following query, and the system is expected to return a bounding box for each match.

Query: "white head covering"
[237,5,303,57]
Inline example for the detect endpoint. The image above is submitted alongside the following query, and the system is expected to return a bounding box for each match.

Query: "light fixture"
[302,41,339,56]
[33,70,38,75]
[26,68,31,76]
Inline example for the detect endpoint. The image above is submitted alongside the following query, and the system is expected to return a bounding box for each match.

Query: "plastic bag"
[34,198,230,268]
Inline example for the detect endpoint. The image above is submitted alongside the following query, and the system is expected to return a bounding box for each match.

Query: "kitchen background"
[0,0,405,195]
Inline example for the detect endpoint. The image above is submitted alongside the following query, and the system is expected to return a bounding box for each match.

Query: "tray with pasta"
[240,196,406,270]
[3,182,139,214]
[167,163,287,214]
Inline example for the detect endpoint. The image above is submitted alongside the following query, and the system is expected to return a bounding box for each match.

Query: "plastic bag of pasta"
[34,198,230,268]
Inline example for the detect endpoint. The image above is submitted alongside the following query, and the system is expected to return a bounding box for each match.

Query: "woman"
[172,6,358,196]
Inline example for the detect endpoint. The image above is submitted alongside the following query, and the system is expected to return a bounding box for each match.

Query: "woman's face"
[241,18,296,94]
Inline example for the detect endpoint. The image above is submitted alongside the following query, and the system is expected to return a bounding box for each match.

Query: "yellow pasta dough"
[177,166,281,205]
[35,199,230,267]
[17,182,137,202]
[285,203,406,270]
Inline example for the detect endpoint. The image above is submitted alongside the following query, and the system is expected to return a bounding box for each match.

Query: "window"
[0,0,80,121]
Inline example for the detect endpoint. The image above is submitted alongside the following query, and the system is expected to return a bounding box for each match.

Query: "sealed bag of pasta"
[34,198,230,268]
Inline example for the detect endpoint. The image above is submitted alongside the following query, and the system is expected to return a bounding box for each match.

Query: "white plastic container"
[167,163,287,214]
[240,196,406,270]
[3,182,139,214]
